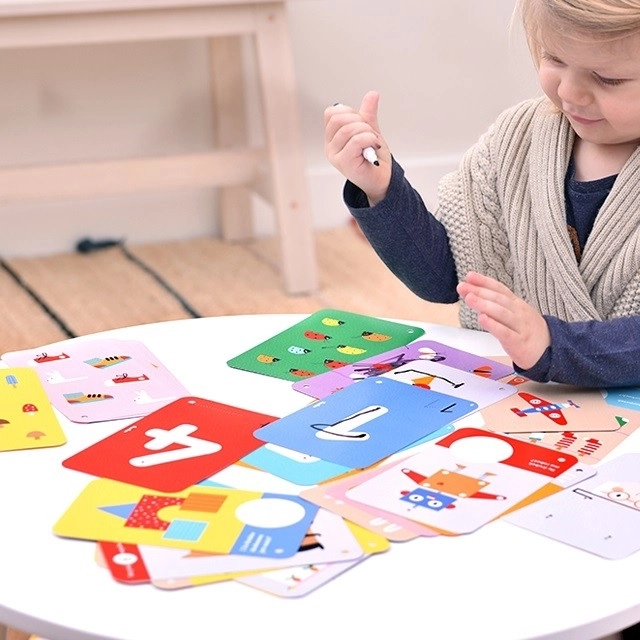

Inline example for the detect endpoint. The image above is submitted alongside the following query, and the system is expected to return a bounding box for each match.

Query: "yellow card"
[0,367,66,451]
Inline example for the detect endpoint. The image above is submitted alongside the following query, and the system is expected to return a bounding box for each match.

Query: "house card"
[2,338,190,423]
[505,453,640,559]
[253,377,478,469]
[293,340,514,399]
[62,397,275,492]
[0,366,66,451]
[54,478,319,558]
[345,427,581,535]
[226,309,424,382]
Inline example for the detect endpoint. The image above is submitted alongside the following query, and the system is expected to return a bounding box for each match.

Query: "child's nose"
[557,74,591,106]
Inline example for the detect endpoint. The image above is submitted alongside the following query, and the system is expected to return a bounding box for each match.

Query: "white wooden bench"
[0,0,318,294]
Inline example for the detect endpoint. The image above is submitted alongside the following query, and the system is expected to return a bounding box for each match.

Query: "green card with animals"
[226,309,425,382]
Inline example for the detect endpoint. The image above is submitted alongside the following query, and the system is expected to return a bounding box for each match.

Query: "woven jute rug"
[0,225,459,355]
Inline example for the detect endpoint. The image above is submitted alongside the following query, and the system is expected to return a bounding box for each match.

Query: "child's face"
[538,27,640,148]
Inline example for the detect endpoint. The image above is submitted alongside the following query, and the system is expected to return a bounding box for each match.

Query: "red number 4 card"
[63,397,276,492]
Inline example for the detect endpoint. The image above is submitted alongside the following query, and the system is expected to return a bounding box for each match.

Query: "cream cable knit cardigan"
[435,96,640,330]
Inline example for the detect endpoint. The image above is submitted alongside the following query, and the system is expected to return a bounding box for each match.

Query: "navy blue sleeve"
[516,315,640,387]
[344,158,459,303]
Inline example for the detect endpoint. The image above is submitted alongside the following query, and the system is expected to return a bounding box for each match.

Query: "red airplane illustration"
[510,392,579,426]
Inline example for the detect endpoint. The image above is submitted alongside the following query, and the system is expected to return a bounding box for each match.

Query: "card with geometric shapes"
[54,478,319,558]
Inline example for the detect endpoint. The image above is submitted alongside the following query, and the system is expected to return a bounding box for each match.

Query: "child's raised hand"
[456,272,551,370]
[324,90,392,205]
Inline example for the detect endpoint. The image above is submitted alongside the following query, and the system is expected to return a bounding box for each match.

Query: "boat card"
[226,309,424,382]
[0,366,66,451]
[54,478,319,558]
[253,377,478,469]
[505,453,640,559]
[63,397,275,492]
[2,338,190,423]
[293,340,514,399]
[344,427,581,535]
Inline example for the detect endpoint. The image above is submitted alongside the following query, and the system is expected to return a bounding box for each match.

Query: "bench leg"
[253,4,318,294]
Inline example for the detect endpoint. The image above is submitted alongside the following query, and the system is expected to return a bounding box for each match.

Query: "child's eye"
[593,73,626,86]
[541,51,563,65]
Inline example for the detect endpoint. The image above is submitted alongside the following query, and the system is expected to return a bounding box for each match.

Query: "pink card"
[2,338,190,423]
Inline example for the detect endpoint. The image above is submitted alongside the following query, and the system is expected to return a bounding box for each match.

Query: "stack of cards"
[7,309,640,599]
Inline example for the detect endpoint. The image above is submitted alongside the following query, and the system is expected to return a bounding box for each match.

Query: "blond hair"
[516,0,640,64]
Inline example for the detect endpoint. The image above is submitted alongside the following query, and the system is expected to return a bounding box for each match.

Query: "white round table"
[1,315,639,640]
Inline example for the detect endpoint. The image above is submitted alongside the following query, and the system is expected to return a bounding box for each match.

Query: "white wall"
[0,0,540,257]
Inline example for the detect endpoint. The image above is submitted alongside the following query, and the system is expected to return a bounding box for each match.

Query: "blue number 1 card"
[253,377,478,469]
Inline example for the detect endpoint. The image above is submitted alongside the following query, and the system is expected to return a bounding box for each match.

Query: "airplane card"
[292,340,514,399]
[505,453,640,559]
[480,376,638,434]
[253,377,479,469]
[2,338,190,423]
[226,309,424,382]
[0,367,66,451]
[54,478,319,558]
[62,397,275,492]
[345,427,581,535]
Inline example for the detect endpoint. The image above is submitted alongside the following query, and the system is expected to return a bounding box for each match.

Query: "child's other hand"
[457,272,551,370]
[324,90,392,206]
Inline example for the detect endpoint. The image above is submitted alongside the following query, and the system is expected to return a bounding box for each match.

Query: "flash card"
[63,397,275,492]
[136,508,369,584]
[345,427,581,535]
[226,309,424,382]
[293,339,514,399]
[241,443,352,486]
[54,478,319,558]
[301,461,440,541]
[481,377,638,434]
[235,557,369,598]
[505,453,640,559]
[2,338,190,423]
[254,377,478,469]
[382,360,516,408]
[0,367,66,451]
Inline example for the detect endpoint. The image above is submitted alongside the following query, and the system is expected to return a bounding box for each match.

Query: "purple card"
[292,340,514,399]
